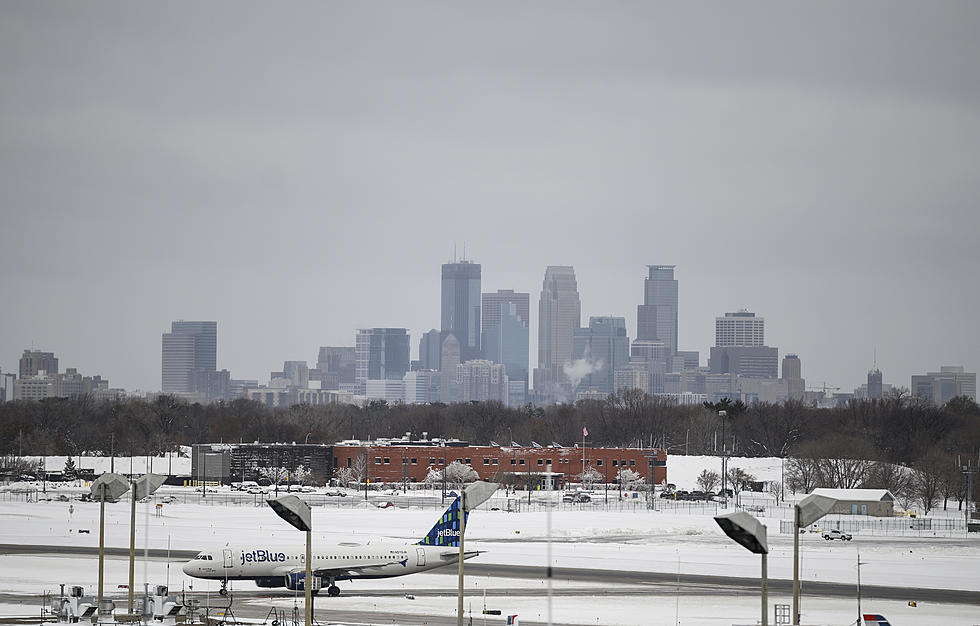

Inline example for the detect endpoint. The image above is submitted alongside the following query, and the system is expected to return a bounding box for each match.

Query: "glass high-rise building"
[355,328,411,393]
[535,266,581,398]
[571,316,630,396]
[636,265,678,368]
[441,260,482,362]
[162,321,216,393]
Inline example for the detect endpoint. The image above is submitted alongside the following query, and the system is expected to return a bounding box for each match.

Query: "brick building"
[191,438,667,489]
[332,441,666,489]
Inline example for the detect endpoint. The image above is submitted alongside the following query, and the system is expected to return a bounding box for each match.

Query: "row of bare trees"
[1,390,978,489]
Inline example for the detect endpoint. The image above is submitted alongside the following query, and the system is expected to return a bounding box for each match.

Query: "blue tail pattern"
[416,496,469,547]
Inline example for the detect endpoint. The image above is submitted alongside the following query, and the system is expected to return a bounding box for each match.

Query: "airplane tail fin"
[416,496,468,547]
[862,615,892,626]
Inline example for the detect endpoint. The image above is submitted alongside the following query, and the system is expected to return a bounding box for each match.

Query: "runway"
[1,543,976,606]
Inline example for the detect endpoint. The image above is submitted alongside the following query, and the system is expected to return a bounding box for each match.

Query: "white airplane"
[182,494,482,597]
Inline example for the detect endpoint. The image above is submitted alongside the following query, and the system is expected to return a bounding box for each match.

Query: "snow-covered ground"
[0,489,978,625]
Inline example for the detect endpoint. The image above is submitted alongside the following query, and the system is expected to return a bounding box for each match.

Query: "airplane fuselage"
[182,542,474,584]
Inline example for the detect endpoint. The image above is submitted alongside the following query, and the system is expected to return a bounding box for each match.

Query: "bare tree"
[696,469,720,493]
[786,456,821,494]
[726,467,756,505]
[333,466,355,488]
[617,468,642,491]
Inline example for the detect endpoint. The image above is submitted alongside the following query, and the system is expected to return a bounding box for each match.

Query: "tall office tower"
[316,346,356,390]
[439,333,461,403]
[709,311,777,379]
[535,266,581,398]
[0,371,15,403]
[911,366,977,403]
[19,350,59,378]
[418,329,443,371]
[162,321,217,393]
[630,339,669,394]
[483,302,529,385]
[441,260,482,362]
[482,289,530,336]
[570,316,630,396]
[282,361,310,388]
[867,367,883,400]
[715,310,765,346]
[354,328,411,394]
[456,360,508,403]
[781,354,805,401]
[636,265,678,369]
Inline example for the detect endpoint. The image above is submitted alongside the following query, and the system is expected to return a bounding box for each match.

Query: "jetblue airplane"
[182,496,480,597]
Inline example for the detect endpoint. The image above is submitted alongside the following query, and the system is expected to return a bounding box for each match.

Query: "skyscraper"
[482,289,530,335]
[355,328,411,394]
[441,260,482,362]
[418,329,442,371]
[911,366,976,403]
[715,310,765,346]
[316,346,356,389]
[570,316,630,396]
[483,302,529,386]
[19,350,58,378]
[161,321,217,393]
[439,333,461,403]
[867,367,883,400]
[636,265,678,368]
[535,266,581,398]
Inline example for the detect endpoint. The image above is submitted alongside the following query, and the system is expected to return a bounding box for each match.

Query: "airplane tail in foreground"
[862,615,892,626]
[416,496,468,547]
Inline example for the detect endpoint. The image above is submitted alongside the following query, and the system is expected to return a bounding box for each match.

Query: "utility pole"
[718,411,728,508]
[962,462,978,531]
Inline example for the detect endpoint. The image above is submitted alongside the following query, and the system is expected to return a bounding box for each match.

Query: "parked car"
[324,489,347,497]
[822,529,852,541]
[562,492,591,503]
[377,501,395,509]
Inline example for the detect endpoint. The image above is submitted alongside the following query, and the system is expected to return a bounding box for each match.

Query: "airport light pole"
[127,474,165,614]
[267,495,313,626]
[792,493,836,625]
[714,511,768,626]
[457,482,499,626]
[90,473,129,622]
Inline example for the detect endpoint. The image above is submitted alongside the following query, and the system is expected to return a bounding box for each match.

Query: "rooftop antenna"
[453,243,457,263]
[463,241,466,262]
[873,346,877,371]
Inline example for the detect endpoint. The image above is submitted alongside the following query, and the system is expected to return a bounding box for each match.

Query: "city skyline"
[1,3,978,394]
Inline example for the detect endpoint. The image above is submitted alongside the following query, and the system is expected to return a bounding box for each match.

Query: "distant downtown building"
[441,260,482,363]
[911,366,976,403]
[316,346,356,390]
[161,321,217,393]
[418,329,443,371]
[355,328,411,394]
[708,311,778,379]
[534,266,581,400]
[19,350,59,378]
[483,295,530,405]
[571,316,630,396]
[636,266,678,371]
[715,310,765,347]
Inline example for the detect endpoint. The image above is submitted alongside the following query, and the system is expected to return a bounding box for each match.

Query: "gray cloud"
[1,2,978,392]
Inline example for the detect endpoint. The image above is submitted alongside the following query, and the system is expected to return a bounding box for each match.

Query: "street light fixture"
[267,495,313,626]
[792,493,836,624]
[90,473,130,622]
[714,511,769,626]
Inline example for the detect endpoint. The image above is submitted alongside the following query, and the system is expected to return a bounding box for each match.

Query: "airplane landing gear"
[326,585,340,597]
[219,580,228,596]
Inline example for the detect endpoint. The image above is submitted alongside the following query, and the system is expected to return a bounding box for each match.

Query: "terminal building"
[191,437,667,490]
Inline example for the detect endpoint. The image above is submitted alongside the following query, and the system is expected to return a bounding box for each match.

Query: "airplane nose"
[181,561,194,575]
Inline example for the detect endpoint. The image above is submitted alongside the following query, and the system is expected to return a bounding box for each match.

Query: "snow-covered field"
[1,490,978,626]
[1,455,977,625]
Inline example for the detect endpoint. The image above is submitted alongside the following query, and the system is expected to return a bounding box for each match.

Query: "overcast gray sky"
[2,2,978,394]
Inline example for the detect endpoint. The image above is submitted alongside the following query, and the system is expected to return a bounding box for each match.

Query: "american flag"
[583,426,589,437]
